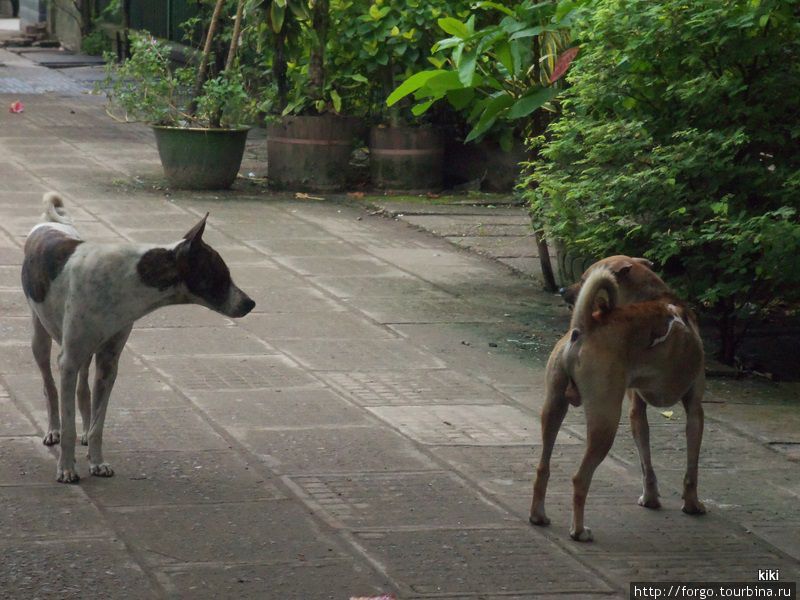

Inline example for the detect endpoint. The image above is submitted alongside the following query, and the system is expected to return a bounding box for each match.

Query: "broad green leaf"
[288,1,310,20]
[458,48,478,86]
[446,87,475,110]
[466,93,514,142]
[350,74,369,83]
[509,26,543,40]
[433,37,463,51]
[330,89,342,113]
[270,1,286,33]
[474,1,515,17]
[466,15,476,35]
[495,40,514,75]
[411,99,434,116]
[424,71,465,94]
[507,87,558,119]
[387,69,448,106]
[438,17,469,39]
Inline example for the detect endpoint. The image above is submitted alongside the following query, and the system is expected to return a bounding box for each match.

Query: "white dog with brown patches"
[22,192,255,483]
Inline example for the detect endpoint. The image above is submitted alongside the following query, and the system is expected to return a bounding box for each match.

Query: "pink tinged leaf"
[9,101,25,114]
[549,47,579,84]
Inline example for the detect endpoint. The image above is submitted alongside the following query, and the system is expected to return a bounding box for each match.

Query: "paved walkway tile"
[288,471,514,529]
[352,528,613,596]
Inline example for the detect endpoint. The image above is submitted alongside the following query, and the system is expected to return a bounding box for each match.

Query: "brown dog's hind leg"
[530,393,569,527]
[570,399,622,542]
[530,359,570,527]
[630,392,660,509]
[681,383,706,515]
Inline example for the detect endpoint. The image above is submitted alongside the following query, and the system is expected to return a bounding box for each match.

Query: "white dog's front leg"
[87,326,131,478]
[56,356,80,483]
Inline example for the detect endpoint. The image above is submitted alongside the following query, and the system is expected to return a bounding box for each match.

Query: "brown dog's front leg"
[681,386,706,515]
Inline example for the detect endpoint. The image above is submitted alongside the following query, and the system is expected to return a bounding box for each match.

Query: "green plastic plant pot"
[152,126,250,190]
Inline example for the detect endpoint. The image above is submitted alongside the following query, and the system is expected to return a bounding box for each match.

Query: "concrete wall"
[48,0,82,50]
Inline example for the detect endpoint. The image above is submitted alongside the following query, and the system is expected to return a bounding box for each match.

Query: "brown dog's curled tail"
[569,267,618,336]
[42,192,73,225]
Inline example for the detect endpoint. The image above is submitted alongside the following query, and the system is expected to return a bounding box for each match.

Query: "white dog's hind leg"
[32,315,60,447]
[87,326,131,478]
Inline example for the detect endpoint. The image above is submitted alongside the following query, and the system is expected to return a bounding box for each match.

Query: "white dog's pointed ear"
[183,213,209,246]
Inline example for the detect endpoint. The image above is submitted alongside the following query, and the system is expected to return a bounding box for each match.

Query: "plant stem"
[190,0,226,117]
[225,0,245,71]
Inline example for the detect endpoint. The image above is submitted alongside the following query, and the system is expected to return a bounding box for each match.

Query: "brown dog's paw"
[529,513,551,527]
[569,527,593,542]
[682,500,707,515]
[638,494,662,509]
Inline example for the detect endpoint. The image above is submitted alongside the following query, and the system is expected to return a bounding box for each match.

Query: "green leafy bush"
[525,0,800,362]
[330,0,471,123]
[102,32,255,128]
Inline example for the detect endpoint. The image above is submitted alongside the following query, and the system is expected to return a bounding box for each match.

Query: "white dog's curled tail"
[42,192,73,225]
[569,267,619,337]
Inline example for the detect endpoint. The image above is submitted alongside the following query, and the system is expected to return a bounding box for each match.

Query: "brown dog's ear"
[611,261,633,277]
[183,213,209,247]
[632,257,654,270]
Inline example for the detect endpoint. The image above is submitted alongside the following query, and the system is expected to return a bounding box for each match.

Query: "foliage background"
[525,0,800,360]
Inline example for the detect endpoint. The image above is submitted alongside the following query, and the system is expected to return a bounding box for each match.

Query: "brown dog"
[530,256,706,541]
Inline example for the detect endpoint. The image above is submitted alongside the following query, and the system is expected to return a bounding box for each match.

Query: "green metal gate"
[128,0,200,42]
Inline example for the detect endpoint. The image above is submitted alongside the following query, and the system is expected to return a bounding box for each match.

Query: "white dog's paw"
[569,527,593,542]
[56,468,80,484]
[80,432,89,446]
[43,430,61,446]
[89,463,114,478]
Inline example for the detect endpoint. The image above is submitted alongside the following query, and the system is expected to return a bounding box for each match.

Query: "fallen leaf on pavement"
[295,192,324,201]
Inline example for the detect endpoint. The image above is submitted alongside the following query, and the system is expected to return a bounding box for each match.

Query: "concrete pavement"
[1,50,799,599]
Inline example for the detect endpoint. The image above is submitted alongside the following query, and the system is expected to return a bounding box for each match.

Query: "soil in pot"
[266,115,358,192]
[369,125,443,192]
[153,126,249,190]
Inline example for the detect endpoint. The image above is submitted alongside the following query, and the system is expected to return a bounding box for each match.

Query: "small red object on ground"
[9,101,25,114]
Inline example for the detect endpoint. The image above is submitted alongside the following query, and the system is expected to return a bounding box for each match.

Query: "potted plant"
[263,0,362,192]
[333,0,473,192]
[387,1,583,190]
[102,0,255,190]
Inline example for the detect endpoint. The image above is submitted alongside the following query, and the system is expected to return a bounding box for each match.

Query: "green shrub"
[525,0,800,362]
